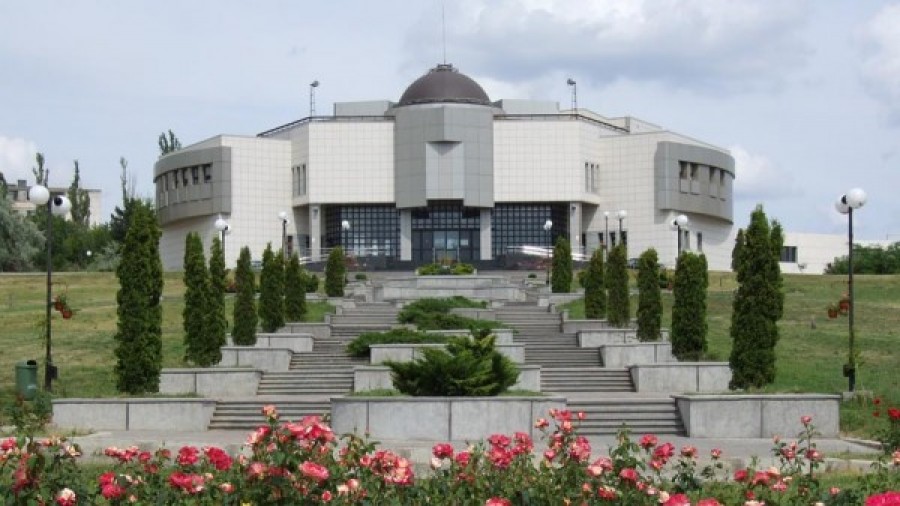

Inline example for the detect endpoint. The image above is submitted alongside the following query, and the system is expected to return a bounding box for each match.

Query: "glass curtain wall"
[411,201,481,264]
[491,203,569,257]
[324,205,399,258]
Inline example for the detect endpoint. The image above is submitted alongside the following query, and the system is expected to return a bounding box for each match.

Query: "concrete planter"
[227,333,313,353]
[218,347,293,371]
[331,396,564,441]
[352,365,541,392]
[378,275,524,302]
[674,394,841,438]
[369,343,525,364]
[449,308,497,320]
[279,323,331,339]
[425,328,514,344]
[160,368,262,397]
[562,320,636,333]
[578,329,669,347]
[53,398,216,431]
[629,363,731,393]
[600,342,675,367]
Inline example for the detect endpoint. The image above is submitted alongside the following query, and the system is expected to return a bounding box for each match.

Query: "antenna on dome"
[441,0,447,64]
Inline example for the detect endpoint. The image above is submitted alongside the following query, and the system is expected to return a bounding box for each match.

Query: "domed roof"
[398,64,491,106]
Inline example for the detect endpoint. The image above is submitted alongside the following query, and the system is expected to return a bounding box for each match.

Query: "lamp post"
[670,214,689,264]
[567,78,577,112]
[214,217,230,260]
[309,80,319,117]
[603,211,609,260]
[278,211,289,260]
[28,181,71,392]
[543,220,553,285]
[616,210,627,256]
[835,188,867,393]
[341,220,350,254]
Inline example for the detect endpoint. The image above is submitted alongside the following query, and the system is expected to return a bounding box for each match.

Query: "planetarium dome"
[398,63,491,106]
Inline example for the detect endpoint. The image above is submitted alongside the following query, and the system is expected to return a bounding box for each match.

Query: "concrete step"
[208,400,331,431]
[567,399,685,436]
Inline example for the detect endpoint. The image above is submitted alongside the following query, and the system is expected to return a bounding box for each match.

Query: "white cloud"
[409,0,812,93]
[730,145,800,201]
[0,135,38,184]
[859,3,900,125]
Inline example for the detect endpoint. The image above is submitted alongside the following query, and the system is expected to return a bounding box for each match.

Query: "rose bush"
[0,407,897,504]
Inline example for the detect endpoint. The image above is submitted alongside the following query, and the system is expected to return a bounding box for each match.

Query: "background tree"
[110,157,138,246]
[636,248,663,342]
[158,130,182,156]
[205,236,228,366]
[258,244,285,332]
[826,242,900,274]
[730,205,782,389]
[671,252,708,359]
[551,236,572,293]
[770,220,785,320]
[232,246,257,345]
[325,246,346,297]
[284,253,307,321]
[583,248,606,319]
[0,188,43,271]
[731,228,744,272]
[66,160,91,227]
[182,233,210,365]
[32,152,48,186]
[113,201,163,394]
[606,244,630,327]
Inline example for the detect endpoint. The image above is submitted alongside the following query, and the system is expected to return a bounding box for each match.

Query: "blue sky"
[1,1,898,239]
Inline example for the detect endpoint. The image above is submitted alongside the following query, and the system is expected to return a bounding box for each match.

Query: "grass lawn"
[560,272,900,438]
[0,272,334,400]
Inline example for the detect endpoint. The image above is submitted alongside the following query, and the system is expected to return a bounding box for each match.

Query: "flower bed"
[3,407,897,504]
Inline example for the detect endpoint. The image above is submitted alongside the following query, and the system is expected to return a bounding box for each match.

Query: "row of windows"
[492,203,568,257]
[780,246,798,263]
[324,205,399,257]
[678,161,727,200]
[411,201,480,230]
[158,164,212,191]
[292,164,308,196]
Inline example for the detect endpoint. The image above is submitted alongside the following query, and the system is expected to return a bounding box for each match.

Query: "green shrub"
[527,273,537,279]
[232,246,258,346]
[397,297,486,323]
[345,328,447,358]
[258,244,285,333]
[416,262,476,275]
[354,273,367,281]
[387,330,519,396]
[284,253,307,322]
[583,249,606,319]
[606,244,630,327]
[636,248,662,342]
[325,247,346,297]
[182,232,210,365]
[671,252,708,360]
[551,237,572,293]
[304,272,319,293]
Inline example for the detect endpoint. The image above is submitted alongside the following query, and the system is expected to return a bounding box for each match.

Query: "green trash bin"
[15,360,38,401]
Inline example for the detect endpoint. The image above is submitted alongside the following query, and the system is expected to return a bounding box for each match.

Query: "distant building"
[779,232,893,274]
[6,179,103,227]
[154,63,738,271]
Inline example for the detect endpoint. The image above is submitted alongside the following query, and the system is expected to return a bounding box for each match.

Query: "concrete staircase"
[208,399,331,430]
[567,398,685,436]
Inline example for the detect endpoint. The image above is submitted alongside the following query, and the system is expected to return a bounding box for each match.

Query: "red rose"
[300,461,330,482]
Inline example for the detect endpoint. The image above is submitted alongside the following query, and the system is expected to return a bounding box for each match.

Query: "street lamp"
[214,217,230,260]
[310,80,320,117]
[670,214,689,263]
[341,220,350,255]
[603,211,610,259]
[278,211,289,260]
[28,182,71,392]
[835,187,867,393]
[567,78,577,112]
[543,219,553,285]
[616,210,627,255]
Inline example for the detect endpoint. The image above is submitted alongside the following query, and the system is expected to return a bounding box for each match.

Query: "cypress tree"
[770,220,785,320]
[113,201,163,394]
[232,246,257,345]
[182,233,209,364]
[606,244,630,327]
[731,228,744,272]
[259,244,285,332]
[551,236,572,293]
[284,253,307,321]
[583,248,606,319]
[729,205,782,389]
[325,246,346,297]
[671,252,708,359]
[636,248,662,342]
[203,235,227,366]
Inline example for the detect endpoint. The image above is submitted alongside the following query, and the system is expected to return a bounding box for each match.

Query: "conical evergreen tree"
[551,236,572,293]
[731,228,744,272]
[606,244,630,327]
[583,249,606,319]
[182,232,210,364]
[114,201,163,394]
[325,246,346,297]
[729,205,782,389]
[259,244,286,332]
[232,246,257,345]
[284,253,307,322]
[636,248,662,342]
[203,235,227,366]
[671,252,708,359]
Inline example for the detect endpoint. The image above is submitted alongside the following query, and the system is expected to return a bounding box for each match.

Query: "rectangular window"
[621,230,628,247]
[709,168,717,196]
[585,162,590,191]
[683,230,690,250]
[780,246,798,263]
[679,161,689,180]
[203,165,211,182]
[173,171,179,188]
[690,164,698,181]
[191,166,199,184]
[182,168,189,186]
[697,232,703,252]
[610,231,617,247]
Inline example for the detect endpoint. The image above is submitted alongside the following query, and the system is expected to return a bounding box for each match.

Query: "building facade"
[154,64,736,271]
[6,179,103,227]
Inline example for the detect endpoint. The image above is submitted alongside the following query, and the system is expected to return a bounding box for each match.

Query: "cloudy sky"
[1,1,898,239]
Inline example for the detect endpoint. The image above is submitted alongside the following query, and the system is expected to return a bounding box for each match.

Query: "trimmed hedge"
[417,262,476,275]
[345,328,448,358]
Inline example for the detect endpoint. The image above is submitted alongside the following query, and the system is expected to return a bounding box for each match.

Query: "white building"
[6,179,103,227]
[154,64,737,271]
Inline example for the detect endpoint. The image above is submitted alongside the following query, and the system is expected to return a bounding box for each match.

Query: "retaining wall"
[159,368,262,397]
[674,394,841,438]
[600,342,674,367]
[53,398,215,431]
[629,363,731,393]
[218,347,293,371]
